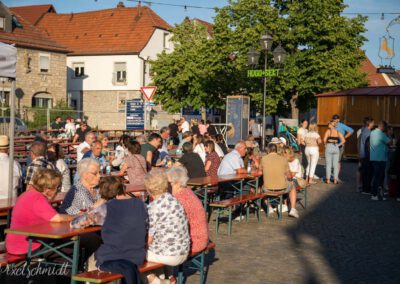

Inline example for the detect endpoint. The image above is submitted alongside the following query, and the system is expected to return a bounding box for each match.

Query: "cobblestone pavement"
[185,161,400,284]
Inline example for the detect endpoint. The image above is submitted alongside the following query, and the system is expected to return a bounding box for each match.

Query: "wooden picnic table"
[187,172,262,210]
[5,222,101,284]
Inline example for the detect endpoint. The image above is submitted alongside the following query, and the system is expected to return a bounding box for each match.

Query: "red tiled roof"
[360,56,390,86]
[316,86,400,97]
[193,18,213,36]
[0,10,68,53]
[36,6,172,55]
[10,4,55,25]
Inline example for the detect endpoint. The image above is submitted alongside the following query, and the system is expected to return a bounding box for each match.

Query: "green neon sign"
[247,69,280,78]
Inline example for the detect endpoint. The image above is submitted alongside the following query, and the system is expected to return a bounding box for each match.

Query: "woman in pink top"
[166,166,208,253]
[6,169,74,255]
[119,140,147,186]
[198,120,208,136]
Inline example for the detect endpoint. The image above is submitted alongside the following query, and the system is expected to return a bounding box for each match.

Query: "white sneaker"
[234,215,245,221]
[289,208,299,218]
[371,196,379,201]
[313,174,320,180]
[280,204,288,213]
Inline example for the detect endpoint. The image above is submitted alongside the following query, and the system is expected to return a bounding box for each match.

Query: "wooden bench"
[209,193,263,235]
[72,242,216,284]
[0,252,26,267]
[261,185,308,220]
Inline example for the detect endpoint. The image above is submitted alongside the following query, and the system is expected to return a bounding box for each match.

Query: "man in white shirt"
[76,132,96,162]
[218,141,248,176]
[0,135,21,199]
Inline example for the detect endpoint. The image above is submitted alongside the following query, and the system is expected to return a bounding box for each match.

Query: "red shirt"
[205,151,220,177]
[6,187,57,255]
[174,188,208,253]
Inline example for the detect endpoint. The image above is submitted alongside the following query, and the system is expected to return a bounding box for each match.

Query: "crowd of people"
[1,112,398,283]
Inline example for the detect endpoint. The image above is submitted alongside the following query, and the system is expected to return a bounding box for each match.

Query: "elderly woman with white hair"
[166,166,208,254]
[60,158,102,215]
[145,170,190,284]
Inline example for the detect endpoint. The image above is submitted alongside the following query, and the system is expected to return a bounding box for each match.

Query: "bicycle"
[279,122,300,151]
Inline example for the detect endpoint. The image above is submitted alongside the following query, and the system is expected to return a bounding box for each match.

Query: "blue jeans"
[371,161,386,197]
[325,143,340,181]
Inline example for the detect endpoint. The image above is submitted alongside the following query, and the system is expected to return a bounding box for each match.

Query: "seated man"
[260,143,299,218]
[76,131,96,162]
[217,141,248,176]
[82,140,106,165]
[176,142,206,179]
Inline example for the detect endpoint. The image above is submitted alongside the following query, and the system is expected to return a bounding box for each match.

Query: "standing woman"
[304,124,322,184]
[324,121,345,184]
[297,119,309,175]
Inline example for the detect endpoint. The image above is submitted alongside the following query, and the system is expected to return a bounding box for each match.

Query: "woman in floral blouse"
[145,170,190,284]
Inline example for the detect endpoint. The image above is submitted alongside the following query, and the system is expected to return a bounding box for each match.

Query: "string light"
[125,0,400,16]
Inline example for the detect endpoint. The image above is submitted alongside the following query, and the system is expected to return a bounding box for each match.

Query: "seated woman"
[166,166,208,254]
[145,170,190,284]
[176,142,206,179]
[119,140,147,186]
[98,134,112,156]
[48,143,71,192]
[6,169,74,255]
[204,140,220,177]
[85,176,148,284]
[60,158,102,215]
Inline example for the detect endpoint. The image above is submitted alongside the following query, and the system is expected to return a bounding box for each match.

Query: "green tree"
[151,0,368,118]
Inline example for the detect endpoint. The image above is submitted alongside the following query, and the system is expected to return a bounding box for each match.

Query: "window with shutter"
[39,54,50,73]
[72,62,85,78]
[114,62,127,84]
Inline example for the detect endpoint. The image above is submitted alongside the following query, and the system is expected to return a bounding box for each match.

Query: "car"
[0,117,28,131]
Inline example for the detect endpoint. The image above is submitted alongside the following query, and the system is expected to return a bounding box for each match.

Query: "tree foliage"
[151,0,368,117]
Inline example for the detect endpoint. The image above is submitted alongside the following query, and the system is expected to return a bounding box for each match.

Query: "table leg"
[71,236,80,284]
[203,187,208,212]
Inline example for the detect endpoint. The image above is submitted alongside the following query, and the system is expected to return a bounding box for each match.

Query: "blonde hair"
[308,123,318,132]
[144,170,168,196]
[32,168,62,193]
[191,118,198,126]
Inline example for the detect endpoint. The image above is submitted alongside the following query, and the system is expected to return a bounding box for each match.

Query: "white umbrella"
[0,42,17,199]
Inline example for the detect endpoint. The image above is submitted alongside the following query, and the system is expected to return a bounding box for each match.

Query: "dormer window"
[0,17,5,31]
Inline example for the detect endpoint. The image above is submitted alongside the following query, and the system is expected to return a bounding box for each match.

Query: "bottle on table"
[247,160,252,174]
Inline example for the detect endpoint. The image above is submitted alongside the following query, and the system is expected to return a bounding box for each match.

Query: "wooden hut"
[316,86,400,157]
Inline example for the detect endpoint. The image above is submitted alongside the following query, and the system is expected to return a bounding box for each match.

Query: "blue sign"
[126,99,144,130]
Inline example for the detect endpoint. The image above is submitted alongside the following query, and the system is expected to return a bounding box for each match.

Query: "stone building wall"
[3,47,67,111]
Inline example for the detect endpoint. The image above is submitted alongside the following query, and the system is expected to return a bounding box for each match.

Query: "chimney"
[117,1,125,8]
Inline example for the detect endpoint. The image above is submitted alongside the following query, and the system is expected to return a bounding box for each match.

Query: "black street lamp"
[248,31,286,150]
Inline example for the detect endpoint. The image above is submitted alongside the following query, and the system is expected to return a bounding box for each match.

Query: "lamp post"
[247,32,286,151]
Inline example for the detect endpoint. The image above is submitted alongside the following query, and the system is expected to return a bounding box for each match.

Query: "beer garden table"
[5,222,101,284]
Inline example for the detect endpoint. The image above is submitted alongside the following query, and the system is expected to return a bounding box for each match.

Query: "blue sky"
[4,0,400,68]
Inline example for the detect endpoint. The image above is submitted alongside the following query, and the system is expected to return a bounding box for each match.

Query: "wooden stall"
[316,86,400,157]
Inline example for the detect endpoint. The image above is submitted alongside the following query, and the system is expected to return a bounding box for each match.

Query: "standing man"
[358,117,374,194]
[332,114,354,178]
[0,135,21,198]
[249,119,261,144]
[370,121,391,201]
